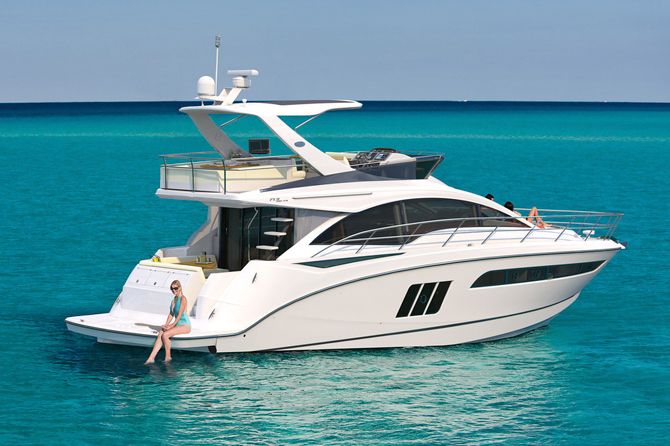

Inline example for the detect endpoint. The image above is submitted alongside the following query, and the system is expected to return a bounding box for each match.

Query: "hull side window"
[397,281,452,318]
[472,261,605,288]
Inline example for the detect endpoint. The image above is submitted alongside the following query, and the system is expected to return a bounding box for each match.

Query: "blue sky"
[1,0,668,102]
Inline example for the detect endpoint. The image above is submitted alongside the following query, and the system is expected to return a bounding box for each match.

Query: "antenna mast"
[214,35,221,94]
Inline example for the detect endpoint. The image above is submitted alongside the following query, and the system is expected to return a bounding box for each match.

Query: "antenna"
[214,35,221,94]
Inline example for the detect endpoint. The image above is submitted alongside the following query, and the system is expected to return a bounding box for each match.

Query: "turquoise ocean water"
[1,101,669,444]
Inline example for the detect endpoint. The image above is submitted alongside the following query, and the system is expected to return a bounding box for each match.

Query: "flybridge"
[158,37,442,198]
[180,38,362,175]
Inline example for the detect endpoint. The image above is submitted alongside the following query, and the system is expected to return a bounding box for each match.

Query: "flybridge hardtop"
[182,99,362,116]
[66,45,624,354]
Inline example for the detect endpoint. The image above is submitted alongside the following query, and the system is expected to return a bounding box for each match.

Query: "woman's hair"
[170,279,182,289]
[504,201,514,211]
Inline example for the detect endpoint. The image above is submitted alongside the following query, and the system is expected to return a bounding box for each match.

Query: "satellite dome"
[197,76,216,97]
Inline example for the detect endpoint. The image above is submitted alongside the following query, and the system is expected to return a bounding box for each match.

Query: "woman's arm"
[161,302,175,329]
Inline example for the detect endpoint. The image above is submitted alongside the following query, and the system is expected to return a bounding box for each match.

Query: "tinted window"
[472,269,506,287]
[479,205,528,228]
[312,198,482,245]
[527,267,547,281]
[410,283,437,316]
[313,202,404,245]
[414,156,443,179]
[404,199,478,229]
[396,281,451,318]
[552,263,581,278]
[507,268,528,284]
[472,261,604,288]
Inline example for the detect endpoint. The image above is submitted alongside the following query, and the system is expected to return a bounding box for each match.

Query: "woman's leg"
[527,207,545,226]
[161,325,191,362]
[529,207,548,228]
[145,329,164,364]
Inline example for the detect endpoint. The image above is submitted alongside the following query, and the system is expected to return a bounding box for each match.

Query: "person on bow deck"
[145,279,191,364]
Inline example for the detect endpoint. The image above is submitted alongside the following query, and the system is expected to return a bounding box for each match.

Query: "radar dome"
[197,76,216,97]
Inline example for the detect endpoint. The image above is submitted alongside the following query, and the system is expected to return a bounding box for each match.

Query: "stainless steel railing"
[311,210,623,258]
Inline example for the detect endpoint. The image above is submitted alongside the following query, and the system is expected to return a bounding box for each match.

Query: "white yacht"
[66,67,624,353]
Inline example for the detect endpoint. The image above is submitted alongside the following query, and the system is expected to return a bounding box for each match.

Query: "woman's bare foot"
[144,359,155,365]
[163,357,172,363]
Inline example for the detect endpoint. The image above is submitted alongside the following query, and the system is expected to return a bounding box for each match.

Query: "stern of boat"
[65,258,239,352]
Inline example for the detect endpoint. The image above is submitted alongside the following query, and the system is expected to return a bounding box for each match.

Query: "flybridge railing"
[311,210,623,258]
[160,152,307,193]
[159,151,443,193]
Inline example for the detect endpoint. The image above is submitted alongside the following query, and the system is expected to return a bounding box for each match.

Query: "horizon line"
[1,99,670,105]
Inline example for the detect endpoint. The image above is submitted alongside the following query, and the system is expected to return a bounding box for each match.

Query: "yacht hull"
[65,295,573,353]
[66,244,617,353]
[273,295,573,351]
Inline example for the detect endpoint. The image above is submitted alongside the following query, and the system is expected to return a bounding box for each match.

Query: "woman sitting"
[145,279,191,364]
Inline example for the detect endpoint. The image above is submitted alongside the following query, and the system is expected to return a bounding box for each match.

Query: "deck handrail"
[311,210,623,258]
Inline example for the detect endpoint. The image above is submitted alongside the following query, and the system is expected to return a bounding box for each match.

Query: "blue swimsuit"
[170,295,191,327]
